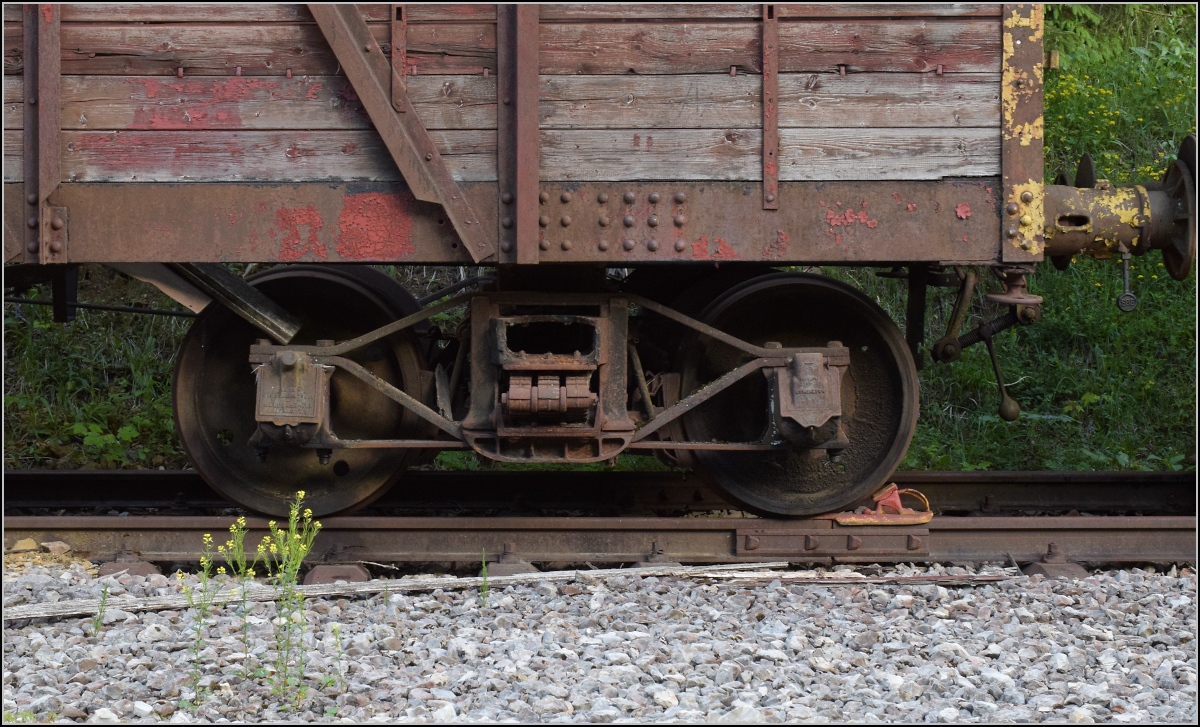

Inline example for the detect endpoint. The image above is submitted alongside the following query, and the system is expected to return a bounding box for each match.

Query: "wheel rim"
[173,265,426,516]
[679,272,919,516]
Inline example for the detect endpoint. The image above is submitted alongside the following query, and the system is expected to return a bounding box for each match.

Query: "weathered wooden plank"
[539,128,999,181]
[4,72,1000,132]
[6,19,1001,77]
[2,5,390,24]
[4,127,998,183]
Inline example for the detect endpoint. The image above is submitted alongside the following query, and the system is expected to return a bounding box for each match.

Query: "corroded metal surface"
[999,3,1044,263]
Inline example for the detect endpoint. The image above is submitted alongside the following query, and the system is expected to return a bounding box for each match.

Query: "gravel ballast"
[3,557,1196,723]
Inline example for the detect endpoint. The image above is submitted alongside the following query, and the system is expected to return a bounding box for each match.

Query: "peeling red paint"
[227,212,243,226]
[341,143,358,155]
[867,220,878,229]
[861,201,867,208]
[647,136,653,147]
[713,238,736,260]
[286,143,317,160]
[955,203,972,219]
[824,201,877,232]
[835,200,842,207]
[818,200,826,207]
[42,5,53,24]
[962,236,969,242]
[256,200,268,214]
[306,82,323,100]
[835,234,843,245]
[892,192,904,205]
[275,205,327,261]
[335,192,416,261]
[633,134,641,147]
[692,235,710,259]
[763,229,789,259]
[906,203,917,212]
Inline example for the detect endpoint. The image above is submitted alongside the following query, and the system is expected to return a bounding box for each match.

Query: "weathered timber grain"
[5,19,999,77]
[0,5,1000,24]
[4,127,998,183]
[4,72,999,132]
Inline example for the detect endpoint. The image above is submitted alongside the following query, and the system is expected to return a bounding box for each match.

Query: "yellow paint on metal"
[1011,179,1044,255]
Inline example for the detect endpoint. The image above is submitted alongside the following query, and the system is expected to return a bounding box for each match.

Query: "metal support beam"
[1000,4,1045,262]
[50,264,77,323]
[762,4,779,210]
[390,4,406,110]
[308,4,493,263]
[23,4,62,264]
[169,263,301,343]
[497,5,542,265]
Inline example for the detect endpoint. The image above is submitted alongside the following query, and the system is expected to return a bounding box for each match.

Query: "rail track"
[3,470,1195,567]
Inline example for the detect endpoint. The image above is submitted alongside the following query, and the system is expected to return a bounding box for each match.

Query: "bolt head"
[501,217,513,228]
[647,215,659,227]
[25,241,38,253]
[278,350,298,368]
[623,191,636,204]
[1020,191,1034,203]
[597,192,609,203]
[560,192,572,203]
[674,239,687,252]
[623,215,635,227]
[647,239,659,252]
[765,193,775,203]
[501,192,514,204]
[674,214,686,227]
[598,240,609,251]
[538,215,549,227]
[1006,228,1019,238]
[560,215,572,227]
[561,240,573,251]
[48,241,63,254]
[51,217,65,230]
[26,193,37,205]
[424,153,432,161]
[1019,214,1032,227]
[538,239,549,250]
[538,191,550,204]
[1006,203,1020,215]
[674,191,687,204]
[500,240,513,252]
[648,193,660,203]
[27,217,38,229]
[598,216,610,227]
[622,238,636,251]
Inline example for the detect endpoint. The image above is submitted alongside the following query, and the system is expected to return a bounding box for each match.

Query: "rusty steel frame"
[497,5,541,265]
[390,4,405,109]
[1000,4,1045,263]
[21,4,63,265]
[761,4,779,210]
[307,3,493,263]
[3,514,1193,565]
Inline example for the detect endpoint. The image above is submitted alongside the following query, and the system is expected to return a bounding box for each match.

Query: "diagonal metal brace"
[309,4,494,263]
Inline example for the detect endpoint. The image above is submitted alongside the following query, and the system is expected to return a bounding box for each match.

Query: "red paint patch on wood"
[646,135,653,147]
[955,203,971,219]
[227,212,243,226]
[692,235,710,259]
[633,134,641,147]
[335,192,416,261]
[713,238,736,260]
[42,5,53,24]
[341,143,358,155]
[275,205,327,261]
[867,219,878,229]
[892,192,904,205]
[835,234,843,245]
[819,200,826,207]
[906,203,917,212]
[962,235,969,242]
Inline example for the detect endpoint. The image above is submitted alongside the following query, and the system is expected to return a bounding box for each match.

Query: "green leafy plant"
[89,583,109,637]
[480,548,490,607]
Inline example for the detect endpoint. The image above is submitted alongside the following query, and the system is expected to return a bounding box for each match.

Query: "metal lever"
[1118,252,1138,312]
[930,269,978,363]
[982,334,1020,422]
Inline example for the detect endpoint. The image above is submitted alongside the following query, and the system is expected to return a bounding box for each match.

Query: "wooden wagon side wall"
[3,3,1002,184]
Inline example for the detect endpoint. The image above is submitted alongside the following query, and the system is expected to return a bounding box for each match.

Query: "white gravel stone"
[4,560,1196,724]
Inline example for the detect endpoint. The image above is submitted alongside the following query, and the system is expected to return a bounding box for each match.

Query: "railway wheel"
[679,273,919,516]
[174,265,427,517]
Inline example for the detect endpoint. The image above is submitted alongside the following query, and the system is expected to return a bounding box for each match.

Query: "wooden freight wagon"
[3,5,1194,517]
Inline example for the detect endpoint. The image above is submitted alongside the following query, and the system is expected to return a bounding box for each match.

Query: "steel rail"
[3,470,1194,516]
[2,513,1193,566]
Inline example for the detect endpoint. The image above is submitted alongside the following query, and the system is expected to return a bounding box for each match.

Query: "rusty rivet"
[847,535,862,550]
[674,214,686,227]
[1006,228,1019,238]
[28,97,36,105]
[561,240,573,251]
[1020,191,1034,203]
[765,193,776,203]
[623,215,635,227]
[500,240,513,252]
[599,216,610,227]
[538,215,550,227]
[907,534,923,550]
[597,192,609,203]
[598,240,609,251]
[539,239,549,251]
[501,192,513,204]
[674,191,687,203]
[26,193,38,205]
[539,191,550,204]
[25,241,39,253]
[561,192,573,203]
[648,192,660,203]
[560,215,572,227]
[1006,203,1020,215]
[364,44,372,52]
[647,239,659,252]
[501,217,513,229]
[674,239,687,252]
[27,217,38,229]
[647,215,659,227]
[425,153,432,161]
[503,97,511,105]
[1015,78,1024,87]
[623,191,636,204]
[1019,214,1032,227]
[49,241,63,254]
[51,217,64,230]
[804,534,820,550]
[622,238,636,251]
[1020,241,1031,251]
